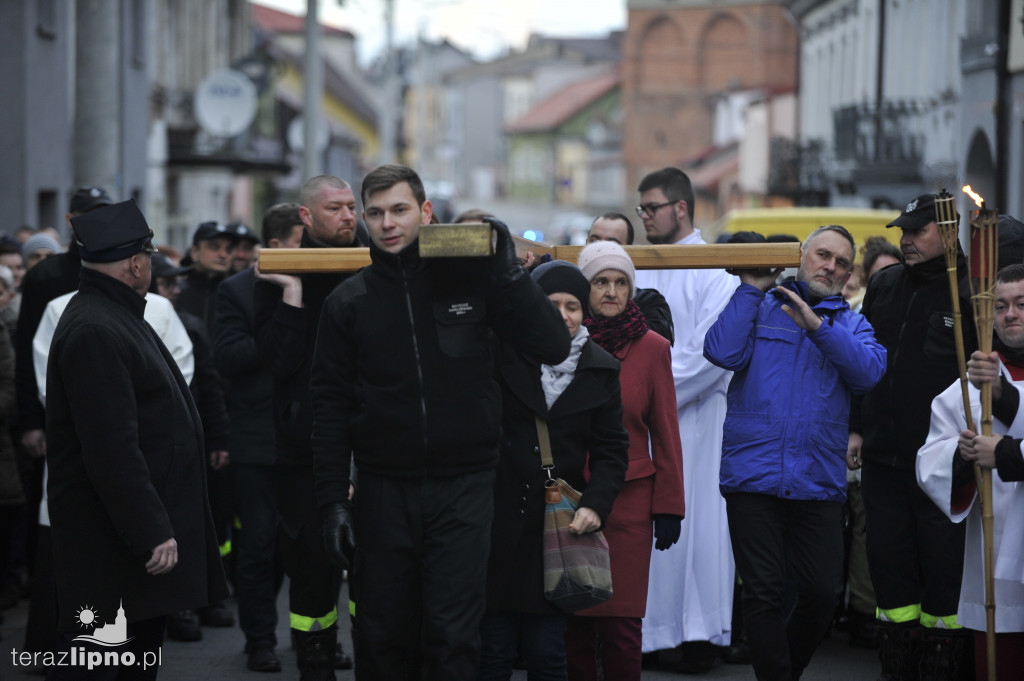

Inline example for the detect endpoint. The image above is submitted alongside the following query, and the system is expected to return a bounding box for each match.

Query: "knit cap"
[577,240,635,299]
[22,233,61,259]
[531,260,591,317]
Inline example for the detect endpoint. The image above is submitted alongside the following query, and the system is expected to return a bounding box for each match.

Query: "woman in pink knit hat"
[565,240,686,681]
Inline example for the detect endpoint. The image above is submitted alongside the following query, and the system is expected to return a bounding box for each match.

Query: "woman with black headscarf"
[478,261,628,681]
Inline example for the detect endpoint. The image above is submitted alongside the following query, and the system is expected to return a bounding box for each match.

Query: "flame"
[962,185,984,208]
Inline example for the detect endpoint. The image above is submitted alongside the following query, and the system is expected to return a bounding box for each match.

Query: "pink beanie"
[577,241,635,299]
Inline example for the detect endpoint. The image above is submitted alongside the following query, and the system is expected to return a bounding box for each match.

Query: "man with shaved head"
[253,175,364,677]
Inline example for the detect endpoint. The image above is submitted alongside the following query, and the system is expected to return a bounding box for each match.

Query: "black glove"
[482,216,523,284]
[653,514,682,551]
[322,502,356,569]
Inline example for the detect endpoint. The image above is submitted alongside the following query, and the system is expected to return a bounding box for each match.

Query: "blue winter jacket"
[703,281,887,502]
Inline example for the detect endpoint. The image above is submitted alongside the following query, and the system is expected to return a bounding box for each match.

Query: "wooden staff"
[258,238,803,273]
[967,198,998,681]
[935,191,976,434]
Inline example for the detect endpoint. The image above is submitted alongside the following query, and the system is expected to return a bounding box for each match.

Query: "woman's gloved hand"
[653,514,682,551]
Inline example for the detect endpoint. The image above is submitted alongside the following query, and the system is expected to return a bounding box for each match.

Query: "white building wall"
[797,0,965,204]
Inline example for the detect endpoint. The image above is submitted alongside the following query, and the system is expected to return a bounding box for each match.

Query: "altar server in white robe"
[918,263,1024,679]
[634,167,739,670]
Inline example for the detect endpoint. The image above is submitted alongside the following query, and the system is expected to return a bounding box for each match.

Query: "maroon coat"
[579,329,684,617]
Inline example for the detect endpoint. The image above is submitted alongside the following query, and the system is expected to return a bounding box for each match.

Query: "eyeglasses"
[635,200,677,218]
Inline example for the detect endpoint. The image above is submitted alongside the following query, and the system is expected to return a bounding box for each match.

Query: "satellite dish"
[194,69,258,138]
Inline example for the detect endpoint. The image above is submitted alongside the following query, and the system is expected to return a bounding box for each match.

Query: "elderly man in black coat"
[45,200,227,679]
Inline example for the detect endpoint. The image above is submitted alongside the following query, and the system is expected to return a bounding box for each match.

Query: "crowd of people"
[1,165,1022,681]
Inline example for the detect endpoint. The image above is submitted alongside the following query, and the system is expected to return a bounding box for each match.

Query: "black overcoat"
[485,338,629,614]
[46,268,228,632]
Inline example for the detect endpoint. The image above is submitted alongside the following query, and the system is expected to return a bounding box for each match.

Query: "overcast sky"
[255,0,626,64]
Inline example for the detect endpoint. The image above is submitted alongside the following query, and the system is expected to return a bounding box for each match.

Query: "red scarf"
[585,299,648,355]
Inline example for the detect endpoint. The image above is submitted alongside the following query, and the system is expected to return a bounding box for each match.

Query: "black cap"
[71,199,155,263]
[69,186,115,215]
[229,222,260,244]
[0,235,21,255]
[998,214,1024,270]
[887,194,939,231]
[151,253,191,279]
[192,221,240,246]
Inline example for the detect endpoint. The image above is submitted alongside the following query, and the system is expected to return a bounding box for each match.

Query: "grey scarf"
[540,326,589,409]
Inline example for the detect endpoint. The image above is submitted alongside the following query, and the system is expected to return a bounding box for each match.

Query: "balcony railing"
[833,102,925,167]
[168,127,289,172]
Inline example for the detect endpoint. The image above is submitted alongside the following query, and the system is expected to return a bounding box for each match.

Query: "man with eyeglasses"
[45,199,227,679]
[634,168,740,673]
[586,212,674,345]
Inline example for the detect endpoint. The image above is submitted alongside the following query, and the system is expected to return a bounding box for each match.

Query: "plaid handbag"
[536,416,613,613]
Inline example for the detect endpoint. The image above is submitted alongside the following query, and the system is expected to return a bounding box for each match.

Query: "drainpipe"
[874,0,886,164]
[996,0,1010,210]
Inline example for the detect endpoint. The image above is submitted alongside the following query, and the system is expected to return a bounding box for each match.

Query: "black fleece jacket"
[310,239,570,508]
[855,250,978,468]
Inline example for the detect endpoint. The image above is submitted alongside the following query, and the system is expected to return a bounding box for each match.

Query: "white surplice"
[637,229,739,649]
[917,365,1024,632]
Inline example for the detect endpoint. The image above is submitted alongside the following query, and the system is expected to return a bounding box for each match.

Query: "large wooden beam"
[259,240,802,273]
[555,243,801,270]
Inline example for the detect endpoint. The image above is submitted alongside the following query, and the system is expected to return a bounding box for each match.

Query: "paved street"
[2,579,879,680]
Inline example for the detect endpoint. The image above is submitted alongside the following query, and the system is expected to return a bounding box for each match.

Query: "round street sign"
[194,69,258,138]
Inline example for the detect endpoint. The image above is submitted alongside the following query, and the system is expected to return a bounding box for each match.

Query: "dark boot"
[918,628,973,681]
[676,640,718,674]
[197,600,235,627]
[876,620,920,681]
[848,609,880,650]
[294,627,338,681]
[166,610,202,642]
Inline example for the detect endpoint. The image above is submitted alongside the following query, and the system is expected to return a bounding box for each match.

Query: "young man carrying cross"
[310,164,569,680]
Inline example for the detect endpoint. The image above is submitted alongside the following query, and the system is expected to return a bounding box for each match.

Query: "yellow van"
[709,207,901,248]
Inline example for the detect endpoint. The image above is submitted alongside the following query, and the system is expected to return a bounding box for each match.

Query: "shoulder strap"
[535,414,554,470]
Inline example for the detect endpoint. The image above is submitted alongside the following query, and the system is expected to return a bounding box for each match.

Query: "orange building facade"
[623,1,799,196]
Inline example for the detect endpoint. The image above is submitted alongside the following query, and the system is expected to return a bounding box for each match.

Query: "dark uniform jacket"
[485,339,628,613]
[855,251,977,468]
[176,269,224,338]
[214,267,275,466]
[46,268,228,631]
[0,324,21,505]
[15,248,81,433]
[253,230,366,466]
[178,311,230,454]
[310,239,571,508]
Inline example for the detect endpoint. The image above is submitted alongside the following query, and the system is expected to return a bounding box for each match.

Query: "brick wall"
[623,3,798,193]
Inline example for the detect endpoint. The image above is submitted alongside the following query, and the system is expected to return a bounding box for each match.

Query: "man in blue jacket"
[704,224,886,681]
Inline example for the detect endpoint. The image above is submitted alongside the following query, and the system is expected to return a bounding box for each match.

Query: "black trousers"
[278,465,342,632]
[725,492,843,681]
[862,460,965,622]
[24,524,61,655]
[233,463,281,646]
[47,616,166,681]
[352,470,494,681]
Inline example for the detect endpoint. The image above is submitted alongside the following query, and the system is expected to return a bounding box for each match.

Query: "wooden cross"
[258,225,802,274]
